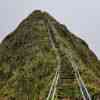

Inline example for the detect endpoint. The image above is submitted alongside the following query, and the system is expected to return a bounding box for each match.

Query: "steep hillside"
[0,10,100,100]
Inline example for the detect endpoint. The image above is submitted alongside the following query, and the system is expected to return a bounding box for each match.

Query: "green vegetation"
[0,10,100,100]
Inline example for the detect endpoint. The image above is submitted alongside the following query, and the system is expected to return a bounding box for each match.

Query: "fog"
[0,0,100,58]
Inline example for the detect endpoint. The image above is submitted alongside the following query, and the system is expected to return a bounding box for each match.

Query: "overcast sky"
[0,0,100,59]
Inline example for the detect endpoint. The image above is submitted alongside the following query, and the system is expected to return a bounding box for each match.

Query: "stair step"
[60,73,74,75]
[59,79,74,84]
[60,75,75,79]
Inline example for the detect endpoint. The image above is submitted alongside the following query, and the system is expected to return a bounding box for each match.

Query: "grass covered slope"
[0,10,100,100]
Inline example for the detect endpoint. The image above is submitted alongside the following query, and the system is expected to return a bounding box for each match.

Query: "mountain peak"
[0,10,100,100]
[26,10,58,24]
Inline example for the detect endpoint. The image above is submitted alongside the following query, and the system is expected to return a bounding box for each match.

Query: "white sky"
[0,0,100,59]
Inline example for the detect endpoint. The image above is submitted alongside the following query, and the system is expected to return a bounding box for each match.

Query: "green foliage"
[0,10,100,99]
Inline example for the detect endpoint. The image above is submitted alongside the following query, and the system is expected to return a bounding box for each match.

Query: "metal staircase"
[45,19,91,100]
